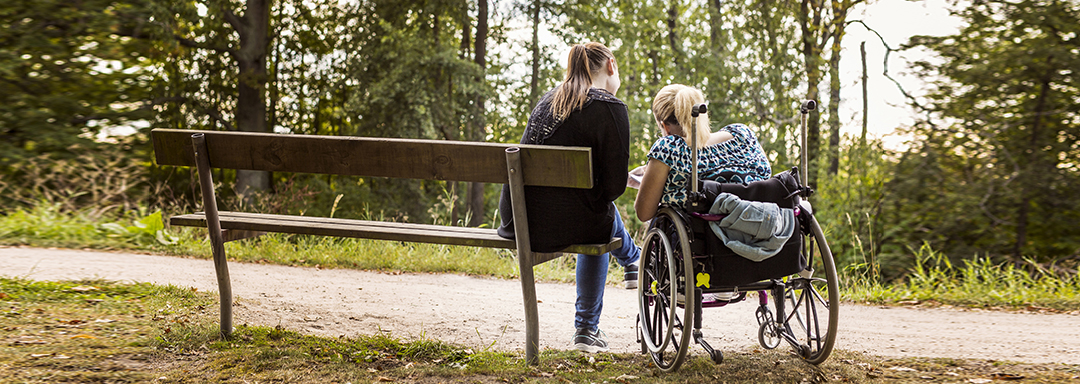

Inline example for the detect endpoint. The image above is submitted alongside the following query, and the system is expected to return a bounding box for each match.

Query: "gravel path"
[3,246,1079,364]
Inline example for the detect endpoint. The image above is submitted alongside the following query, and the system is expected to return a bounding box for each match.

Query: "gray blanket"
[707,192,796,261]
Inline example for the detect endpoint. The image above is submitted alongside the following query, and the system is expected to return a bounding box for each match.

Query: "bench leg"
[517,251,540,365]
[505,147,540,365]
[193,133,233,339]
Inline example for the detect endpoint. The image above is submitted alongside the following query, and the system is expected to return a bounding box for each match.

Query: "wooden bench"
[151,128,622,364]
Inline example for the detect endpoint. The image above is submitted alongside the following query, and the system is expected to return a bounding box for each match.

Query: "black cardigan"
[497,98,630,253]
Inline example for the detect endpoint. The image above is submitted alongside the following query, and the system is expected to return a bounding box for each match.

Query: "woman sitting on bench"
[496,41,640,354]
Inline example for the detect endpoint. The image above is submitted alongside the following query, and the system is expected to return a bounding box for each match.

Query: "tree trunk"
[707,0,723,54]
[466,0,488,227]
[528,0,541,110]
[666,0,685,74]
[860,41,868,146]
[827,1,848,176]
[1013,69,1053,260]
[799,0,823,188]
[227,0,272,198]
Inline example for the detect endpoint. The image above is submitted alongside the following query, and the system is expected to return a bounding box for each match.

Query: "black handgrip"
[691,103,708,117]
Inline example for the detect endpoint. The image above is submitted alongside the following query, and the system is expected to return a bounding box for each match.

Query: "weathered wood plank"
[152,129,594,188]
[171,212,621,258]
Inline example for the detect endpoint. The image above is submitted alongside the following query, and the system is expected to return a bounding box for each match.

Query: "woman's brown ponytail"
[551,42,614,120]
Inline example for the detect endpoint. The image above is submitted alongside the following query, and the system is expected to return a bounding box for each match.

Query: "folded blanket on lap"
[707,192,796,261]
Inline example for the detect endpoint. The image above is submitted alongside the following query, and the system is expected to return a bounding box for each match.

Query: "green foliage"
[98,210,179,246]
[0,0,155,167]
[0,203,118,249]
[811,137,892,277]
[0,203,178,249]
[845,242,1080,311]
[895,0,1080,262]
[555,0,804,168]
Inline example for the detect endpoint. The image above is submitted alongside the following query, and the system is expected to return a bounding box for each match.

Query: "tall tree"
[825,0,862,175]
[226,0,272,196]
[890,0,1080,262]
[528,0,543,110]
[160,0,273,198]
[799,0,825,186]
[793,0,862,182]
[466,0,488,226]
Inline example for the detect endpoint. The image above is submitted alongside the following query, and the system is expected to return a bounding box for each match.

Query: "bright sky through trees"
[841,0,963,149]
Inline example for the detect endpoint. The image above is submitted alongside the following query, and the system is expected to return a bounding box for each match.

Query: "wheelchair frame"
[635,100,839,372]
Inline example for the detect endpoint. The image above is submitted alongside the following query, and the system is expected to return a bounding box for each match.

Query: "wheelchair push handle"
[688,103,709,211]
[692,103,708,117]
[798,99,816,188]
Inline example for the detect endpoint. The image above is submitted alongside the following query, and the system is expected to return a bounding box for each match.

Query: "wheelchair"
[636,101,838,372]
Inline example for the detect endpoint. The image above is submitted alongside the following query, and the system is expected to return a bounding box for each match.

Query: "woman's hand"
[626,165,646,189]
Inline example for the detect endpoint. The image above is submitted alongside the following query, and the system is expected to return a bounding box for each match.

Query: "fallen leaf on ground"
[70,334,96,339]
[990,373,1024,380]
[14,338,46,345]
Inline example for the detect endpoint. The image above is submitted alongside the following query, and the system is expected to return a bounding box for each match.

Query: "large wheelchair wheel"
[779,211,839,365]
[637,207,695,372]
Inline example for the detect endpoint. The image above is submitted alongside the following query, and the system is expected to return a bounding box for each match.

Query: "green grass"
[3,277,1078,383]
[843,243,1080,311]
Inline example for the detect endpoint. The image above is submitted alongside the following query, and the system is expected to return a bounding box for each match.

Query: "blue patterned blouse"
[647,123,772,208]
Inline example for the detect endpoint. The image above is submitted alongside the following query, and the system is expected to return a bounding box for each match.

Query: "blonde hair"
[651,84,710,149]
[551,42,615,120]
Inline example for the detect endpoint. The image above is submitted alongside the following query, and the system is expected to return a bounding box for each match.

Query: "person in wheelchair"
[631,92,837,371]
[630,84,774,301]
[631,83,772,222]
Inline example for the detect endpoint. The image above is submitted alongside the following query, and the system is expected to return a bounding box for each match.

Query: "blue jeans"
[575,206,640,332]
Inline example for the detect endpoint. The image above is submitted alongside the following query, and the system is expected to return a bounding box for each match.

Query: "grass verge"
[843,243,1080,312]
[2,277,1078,383]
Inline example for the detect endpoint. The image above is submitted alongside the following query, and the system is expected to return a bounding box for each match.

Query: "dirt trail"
[3,246,1079,365]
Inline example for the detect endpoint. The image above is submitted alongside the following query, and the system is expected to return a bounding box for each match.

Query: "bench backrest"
[152,128,595,188]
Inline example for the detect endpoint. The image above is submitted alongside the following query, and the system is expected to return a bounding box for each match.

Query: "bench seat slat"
[171,212,621,258]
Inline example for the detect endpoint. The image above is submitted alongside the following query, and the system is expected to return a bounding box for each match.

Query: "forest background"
[1,0,1078,282]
